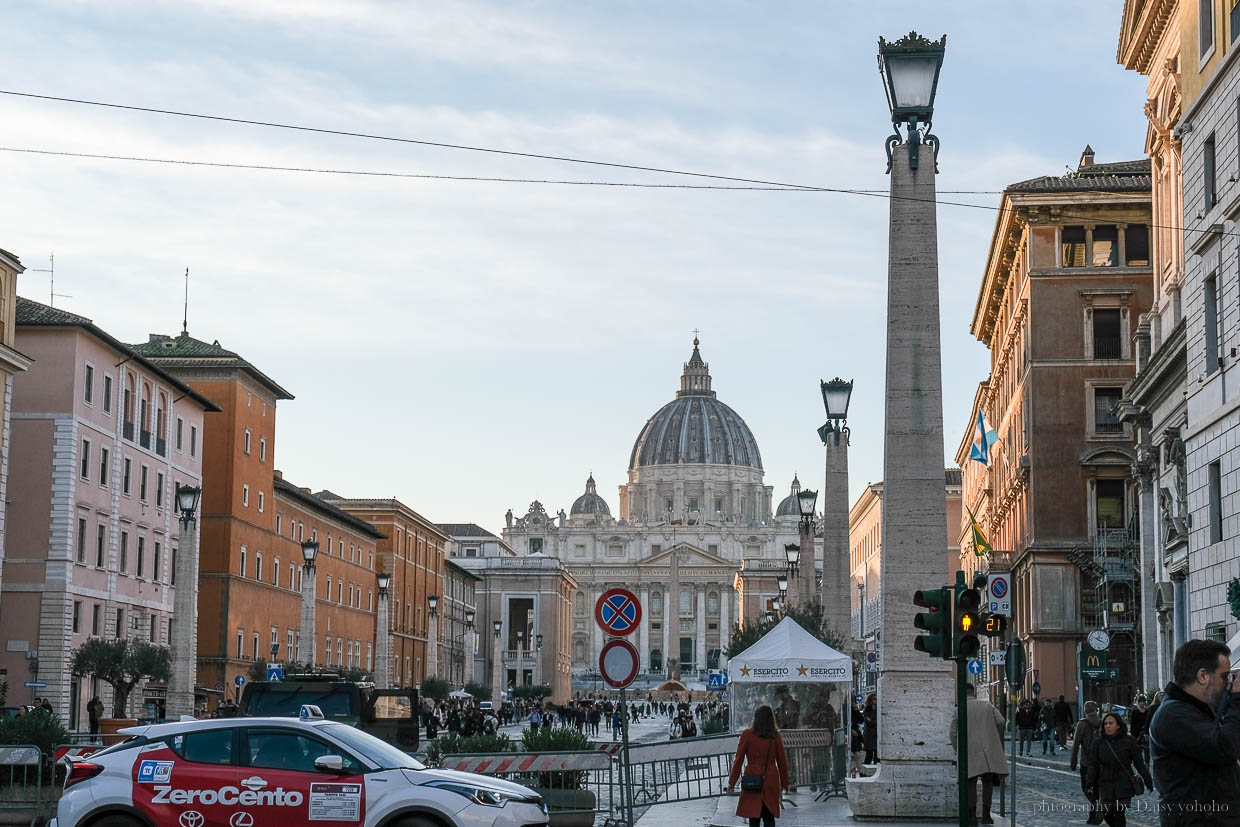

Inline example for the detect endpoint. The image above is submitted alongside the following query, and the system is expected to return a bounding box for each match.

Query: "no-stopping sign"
[599,639,640,689]
[595,588,642,636]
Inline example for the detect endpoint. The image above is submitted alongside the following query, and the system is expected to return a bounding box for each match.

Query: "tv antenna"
[29,253,71,307]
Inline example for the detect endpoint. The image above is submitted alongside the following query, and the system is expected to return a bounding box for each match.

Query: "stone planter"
[532,788,596,827]
[99,717,138,745]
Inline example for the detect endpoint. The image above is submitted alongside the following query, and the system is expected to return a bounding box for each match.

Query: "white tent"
[448,689,473,699]
[727,616,853,684]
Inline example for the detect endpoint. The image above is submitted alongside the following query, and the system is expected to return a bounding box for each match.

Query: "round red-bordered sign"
[599,639,640,689]
[594,588,642,637]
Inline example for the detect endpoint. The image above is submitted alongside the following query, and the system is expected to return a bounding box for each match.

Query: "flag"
[967,506,992,557]
[969,411,1000,466]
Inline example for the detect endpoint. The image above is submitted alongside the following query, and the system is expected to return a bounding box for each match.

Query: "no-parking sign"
[987,573,1011,617]
[595,588,642,636]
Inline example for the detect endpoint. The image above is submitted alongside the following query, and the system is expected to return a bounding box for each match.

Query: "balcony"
[1094,337,1122,360]
[502,650,538,666]
[156,437,167,457]
[140,430,151,449]
[123,421,134,441]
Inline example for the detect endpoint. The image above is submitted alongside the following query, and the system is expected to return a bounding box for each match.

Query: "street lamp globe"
[820,378,854,421]
[300,539,319,566]
[784,543,800,567]
[175,485,201,521]
[492,620,502,638]
[427,594,438,615]
[376,572,391,595]
[877,33,945,125]
[797,489,818,519]
[536,634,543,650]
[466,610,475,628]
[777,574,789,593]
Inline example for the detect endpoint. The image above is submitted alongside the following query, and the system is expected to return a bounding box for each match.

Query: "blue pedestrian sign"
[967,658,984,675]
[706,672,729,690]
[266,665,283,681]
[235,674,246,688]
[595,588,642,636]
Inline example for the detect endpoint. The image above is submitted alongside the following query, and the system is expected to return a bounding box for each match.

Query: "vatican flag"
[966,506,992,557]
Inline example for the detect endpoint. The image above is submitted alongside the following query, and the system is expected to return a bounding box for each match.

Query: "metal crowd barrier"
[626,732,739,809]
[441,750,619,826]
[0,745,45,811]
[779,727,847,800]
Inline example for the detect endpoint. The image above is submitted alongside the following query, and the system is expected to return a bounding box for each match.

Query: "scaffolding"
[1067,522,1140,703]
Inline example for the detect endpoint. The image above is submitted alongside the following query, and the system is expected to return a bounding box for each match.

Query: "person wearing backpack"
[1086,712,1152,827]
[1070,701,1105,825]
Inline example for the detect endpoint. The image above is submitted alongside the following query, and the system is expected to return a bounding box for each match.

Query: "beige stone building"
[0,249,31,617]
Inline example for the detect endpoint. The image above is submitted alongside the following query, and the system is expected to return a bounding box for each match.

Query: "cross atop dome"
[678,334,714,398]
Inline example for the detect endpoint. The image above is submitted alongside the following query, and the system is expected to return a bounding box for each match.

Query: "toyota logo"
[229,813,254,827]
[179,811,205,827]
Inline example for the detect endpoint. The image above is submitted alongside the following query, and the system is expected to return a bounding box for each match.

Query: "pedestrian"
[1054,694,1074,748]
[1015,699,1037,757]
[1086,711,1152,827]
[1148,638,1240,826]
[951,684,1008,826]
[1127,696,1150,764]
[849,703,865,777]
[1039,698,1058,754]
[87,696,103,738]
[1070,701,1105,825]
[862,693,878,765]
[529,706,542,733]
[726,704,790,827]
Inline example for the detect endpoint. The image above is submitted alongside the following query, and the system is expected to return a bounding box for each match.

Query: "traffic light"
[954,585,982,658]
[980,613,1008,638]
[913,587,953,659]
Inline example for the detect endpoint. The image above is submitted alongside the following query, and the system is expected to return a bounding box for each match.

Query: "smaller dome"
[775,475,802,517]
[570,474,611,516]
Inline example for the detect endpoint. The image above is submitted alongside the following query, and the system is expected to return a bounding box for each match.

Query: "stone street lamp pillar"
[796,489,818,606]
[375,572,391,687]
[298,540,319,666]
[426,595,439,681]
[847,31,955,820]
[167,485,201,719]
[491,619,504,707]
[535,634,544,687]
[819,379,853,644]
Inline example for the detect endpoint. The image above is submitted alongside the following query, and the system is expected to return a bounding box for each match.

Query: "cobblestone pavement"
[1002,748,1159,827]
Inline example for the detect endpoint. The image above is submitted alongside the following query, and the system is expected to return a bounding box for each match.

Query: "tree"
[421,677,450,701]
[463,681,491,703]
[724,600,849,660]
[71,638,171,717]
[512,684,551,700]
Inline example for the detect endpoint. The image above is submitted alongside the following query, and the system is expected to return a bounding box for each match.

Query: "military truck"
[239,673,419,750]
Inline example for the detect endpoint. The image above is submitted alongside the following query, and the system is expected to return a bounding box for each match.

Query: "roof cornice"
[1118,0,1178,73]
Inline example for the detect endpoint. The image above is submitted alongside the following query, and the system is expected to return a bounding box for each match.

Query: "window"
[253,632,259,661]
[715,497,723,514]
[240,547,247,577]
[1206,273,1222,374]
[276,514,282,534]
[1093,225,1119,267]
[84,364,94,403]
[72,601,81,633]
[680,588,691,613]
[1202,0,1216,60]
[190,425,197,458]
[153,542,161,582]
[137,537,145,578]
[688,497,699,512]
[156,472,164,507]
[259,437,267,461]
[77,518,87,562]
[91,604,100,636]
[176,417,183,451]
[708,592,718,613]
[273,557,280,587]
[1096,480,1126,530]
[171,547,177,586]
[116,608,124,639]
[103,375,112,413]
[338,581,344,604]
[1093,309,1122,359]
[1062,226,1087,267]
[288,629,295,654]
[119,531,128,573]
[257,491,264,513]
[1205,133,1218,210]
[80,440,91,479]
[325,576,332,599]
[1125,224,1150,266]
[289,563,295,591]
[99,447,109,486]
[1209,460,1223,544]
[96,524,106,567]
[1094,387,1123,433]
[150,615,157,642]
[256,553,263,582]
[242,484,249,507]
[139,465,148,501]
[1233,1,1240,42]
[237,629,244,658]
[122,458,132,495]
[244,429,251,454]
[607,543,623,558]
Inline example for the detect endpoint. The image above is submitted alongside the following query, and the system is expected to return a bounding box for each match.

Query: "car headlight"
[423,780,528,808]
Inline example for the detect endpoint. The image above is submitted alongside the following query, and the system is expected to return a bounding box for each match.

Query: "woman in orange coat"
[726,704,791,827]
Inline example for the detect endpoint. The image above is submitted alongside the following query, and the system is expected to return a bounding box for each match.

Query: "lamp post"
[167,484,201,719]
[375,572,391,688]
[464,610,475,689]
[818,378,853,643]
[846,31,954,818]
[297,540,319,666]
[426,595,439,682]
[535,633,544,688]
[491,619,504,707]
[796,489,818,606]
[782,543,800,609]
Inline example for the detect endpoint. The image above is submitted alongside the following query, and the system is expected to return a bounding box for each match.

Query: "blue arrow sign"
[235,675,246,687]
[967,658,984,675]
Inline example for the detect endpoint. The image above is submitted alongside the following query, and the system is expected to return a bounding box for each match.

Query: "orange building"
[318,494,448,687]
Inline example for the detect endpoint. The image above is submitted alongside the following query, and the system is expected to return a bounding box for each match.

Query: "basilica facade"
[503,340,818,683]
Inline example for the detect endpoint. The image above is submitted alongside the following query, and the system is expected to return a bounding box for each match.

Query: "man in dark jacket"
[1149,639,1240,826]
[1070,701,1104,825]
[1054,694,1074,748]
[1129,695,1151,763]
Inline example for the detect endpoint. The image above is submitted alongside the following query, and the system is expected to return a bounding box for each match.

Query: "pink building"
[0,298,216,727]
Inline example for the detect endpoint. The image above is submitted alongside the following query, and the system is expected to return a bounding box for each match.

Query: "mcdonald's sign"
[1080,651,1108,670]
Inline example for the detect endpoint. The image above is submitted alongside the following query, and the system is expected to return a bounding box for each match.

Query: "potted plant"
[71,638,170,742]
[521,726,596,827]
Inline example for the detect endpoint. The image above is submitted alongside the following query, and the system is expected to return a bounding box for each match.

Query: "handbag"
[1104,738,1144,796]
[740,736,773,792]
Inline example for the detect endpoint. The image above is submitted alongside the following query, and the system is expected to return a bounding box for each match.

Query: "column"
[822,426,852,640]
[426,612,439,680]
[591,584,604,661]
[1172,573,1188,649]
[662,587,672,675]
[696,586,706,676]
[848,138,955,816]
[639,584,651,672]
[298,564,317,666]
[375,591,390,688]
[1136,461,1159,690]
[491,625,504,707]
[167,510,200,719]
[719,584,730,668]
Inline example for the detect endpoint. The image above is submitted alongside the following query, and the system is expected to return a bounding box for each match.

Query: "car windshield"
[319,723,425,770]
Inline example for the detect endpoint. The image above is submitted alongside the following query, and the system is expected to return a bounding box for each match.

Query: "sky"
[0,1,1149,536]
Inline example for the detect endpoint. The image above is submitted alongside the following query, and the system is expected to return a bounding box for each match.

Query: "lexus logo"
[229,813,254,827]
[179,811,205,827]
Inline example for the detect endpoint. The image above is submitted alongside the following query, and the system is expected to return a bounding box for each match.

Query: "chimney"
[1078,145,1095,171]
[274,469,283,480]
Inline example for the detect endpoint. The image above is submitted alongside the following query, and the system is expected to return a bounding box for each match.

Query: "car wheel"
[90,816,145,827]
[392,817,445,827]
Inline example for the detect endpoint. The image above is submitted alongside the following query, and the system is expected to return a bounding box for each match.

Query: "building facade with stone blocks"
[1117,0,1190,692]
[442,559,480,689]
[501,340,818,687]
[318,494,449,688]
[2,298,214,725]
[0,250,32,620]
[848,470,962,696]
[449,550,577,704]
[965,151,1153,706]
[1173,0,1240,651]
[131,330,296,709]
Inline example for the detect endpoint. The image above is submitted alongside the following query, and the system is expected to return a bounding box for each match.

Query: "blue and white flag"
[969,411,1000,466]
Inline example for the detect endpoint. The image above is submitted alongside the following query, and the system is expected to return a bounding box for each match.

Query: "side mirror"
[314,755,345,774]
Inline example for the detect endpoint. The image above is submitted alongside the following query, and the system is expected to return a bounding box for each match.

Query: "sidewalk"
[632,788,952,827]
